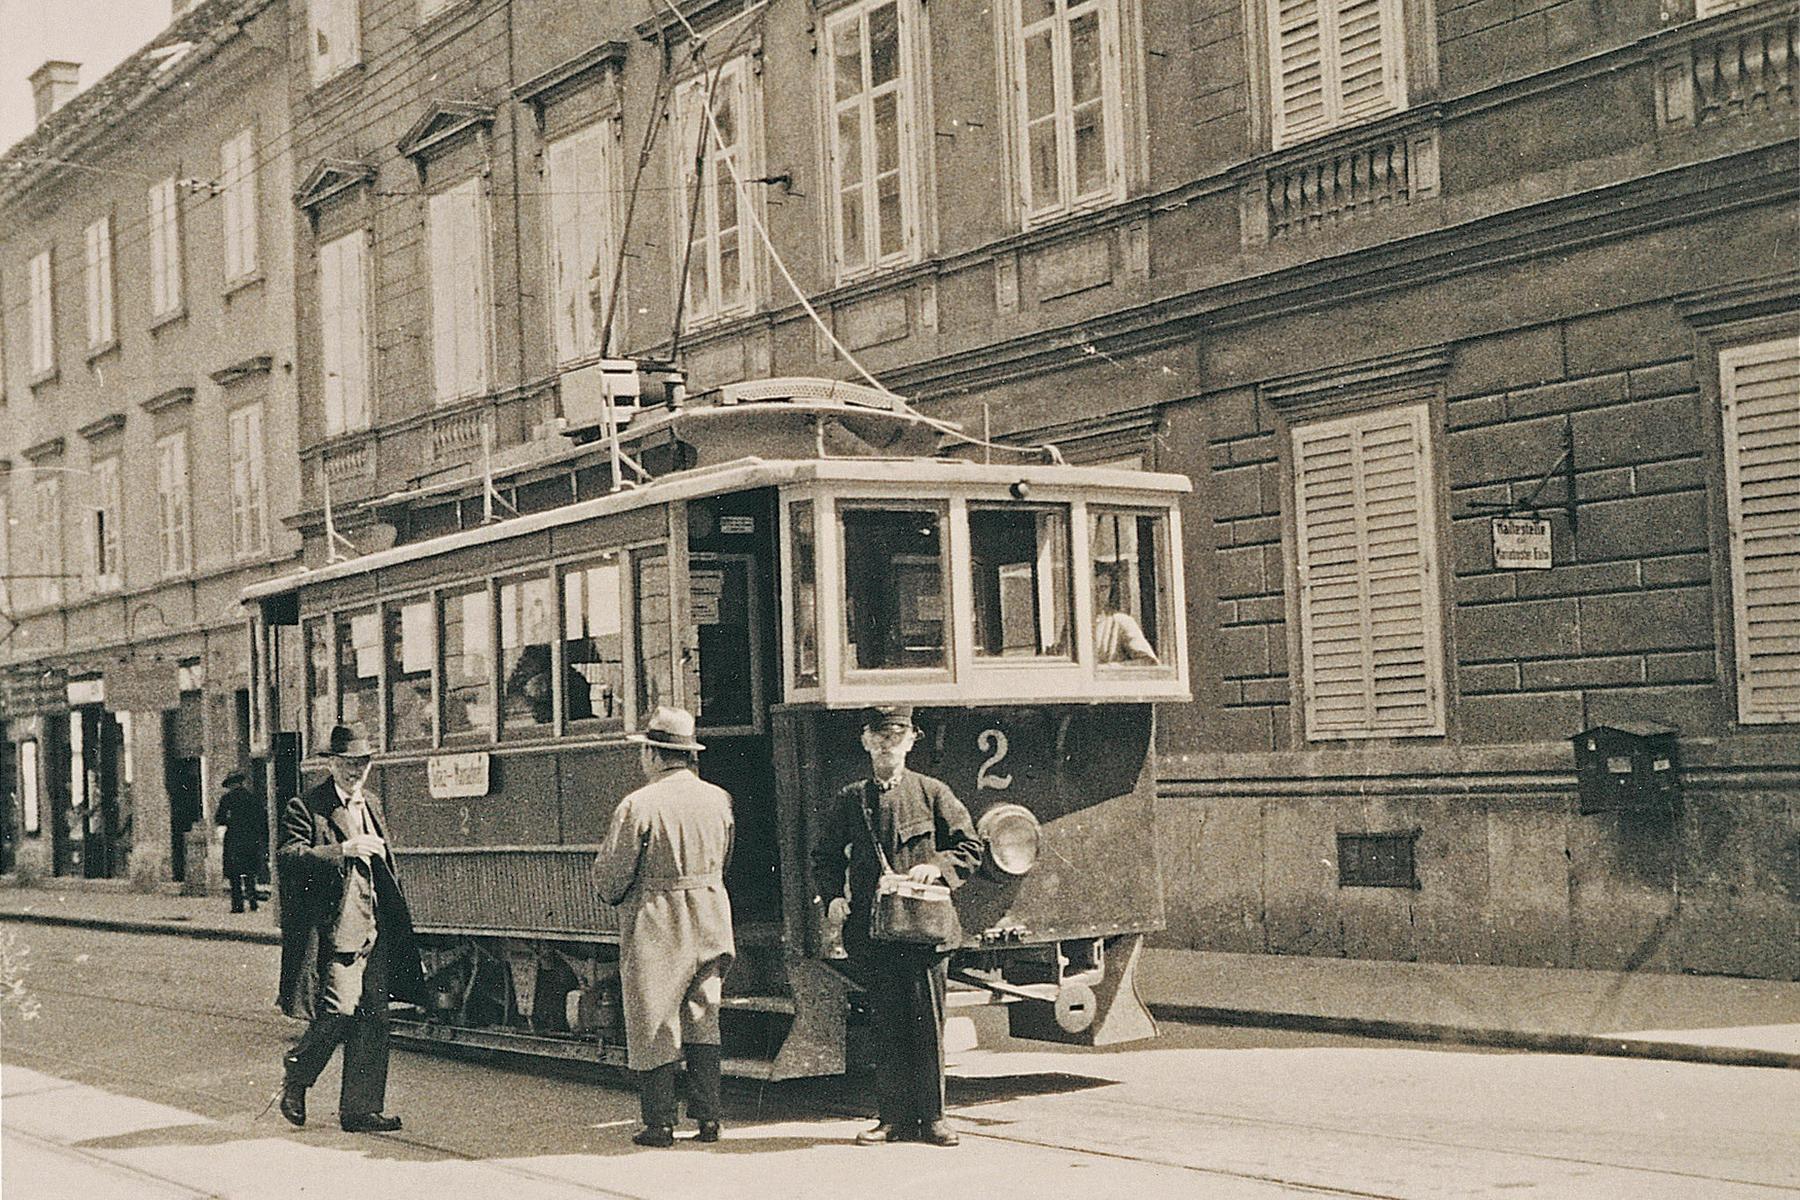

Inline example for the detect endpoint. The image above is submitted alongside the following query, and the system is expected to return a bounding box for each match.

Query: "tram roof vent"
[714,377,906,412]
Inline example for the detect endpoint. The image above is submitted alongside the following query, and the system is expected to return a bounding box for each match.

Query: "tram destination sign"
[428,751,491,799]
[1491,517,1553,570]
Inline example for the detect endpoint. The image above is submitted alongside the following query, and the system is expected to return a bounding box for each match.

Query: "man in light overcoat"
[276,724,425,1133]
[594,706,736,1147]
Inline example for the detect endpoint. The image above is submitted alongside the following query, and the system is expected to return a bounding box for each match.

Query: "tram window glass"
[1090,507,1169,667]
[386,598,434,748]
[562,556,625,727]
[970,505,1071,659]
[304,617,333,750]
[841,506,947,671]
[499,573,555,735]
[335,610,381,735]
[441,585,494,738]
[693,556,756,729]
[790,501,819,687]
[633,550,675,717]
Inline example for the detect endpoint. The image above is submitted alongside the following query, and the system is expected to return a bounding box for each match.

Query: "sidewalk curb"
[1147,1002,1800,1071]
[0,909,281,947]
[8,907,1793,1072]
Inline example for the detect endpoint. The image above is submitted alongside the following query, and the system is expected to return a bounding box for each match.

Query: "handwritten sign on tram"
[1491,517,1553,570]
[428,751,490,799]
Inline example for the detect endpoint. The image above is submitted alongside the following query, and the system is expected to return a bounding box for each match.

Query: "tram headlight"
[977,803,1041,878]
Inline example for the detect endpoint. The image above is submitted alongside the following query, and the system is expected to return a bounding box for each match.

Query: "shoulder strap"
[856,784,897,875]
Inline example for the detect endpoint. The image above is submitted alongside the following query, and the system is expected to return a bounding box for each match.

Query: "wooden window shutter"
[1293,404,1444,738]
[1720,336,1800,724]
[1268,0,1404,147]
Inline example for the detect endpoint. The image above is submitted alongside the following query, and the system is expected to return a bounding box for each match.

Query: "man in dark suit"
[276,724,424,1133]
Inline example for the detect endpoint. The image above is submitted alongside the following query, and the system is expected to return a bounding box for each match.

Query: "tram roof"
[243,455,1191,603]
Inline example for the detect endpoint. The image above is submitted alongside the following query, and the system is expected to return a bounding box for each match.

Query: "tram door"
[687,492,782,925]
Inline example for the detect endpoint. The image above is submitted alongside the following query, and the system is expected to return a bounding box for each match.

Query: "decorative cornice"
[23,437,66,462]
[513,41,627,130]
[294,158,377,213]
[210,354,273,386]
[1674,270,1800,330]
[76,413,127,441]
[1260,345,1452,417]
[633,0,747,41]
[142,385,195,414]
[396,100,496,166]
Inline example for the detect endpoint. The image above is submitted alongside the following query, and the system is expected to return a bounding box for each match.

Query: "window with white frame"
[148,176,184,319]
[29,475,63,608]
[1008,0,1128,222]
[27,250,54,378]
[84,217,114,350]
[671,57,756,325]
[88,456,122,591]
[1718,335,1800,724]
[823,0,925,279]
[546,118,622,363]
[318,230,371,435]
[155,431,193,577]
[228,403,269,558]
[308,0,361,85]
[221,128,259,283]
[428,177,492,403]
[1292,403,1444,738]
[1266,0,1407,148]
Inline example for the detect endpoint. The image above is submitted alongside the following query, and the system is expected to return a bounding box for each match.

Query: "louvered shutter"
[546,133,586,364]
[429,189,459,401]
[1270,0,1329,145]
[1294,404,1444,738]
[1269,0,1404,147]
[456,184,489,396]
[1720,336,1800,724]
[1334,0,1399,123]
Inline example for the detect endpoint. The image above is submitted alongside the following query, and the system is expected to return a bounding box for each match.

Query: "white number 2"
[977,729,1012,791]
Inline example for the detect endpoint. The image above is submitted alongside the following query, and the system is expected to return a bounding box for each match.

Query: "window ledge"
[308,60,365,98]
[85,339,120,364]
[223,272,264,300]
[414,0,485,50]
[149,306,188,334]
[28,367,60,389]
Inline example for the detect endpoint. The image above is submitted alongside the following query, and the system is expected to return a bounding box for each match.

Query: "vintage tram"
[244,372,1190,1078]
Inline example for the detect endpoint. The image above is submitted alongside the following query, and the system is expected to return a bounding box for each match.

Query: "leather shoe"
[278,1083,306,1128]
[918,1120,960,1147]
[340,1112,402,1133]
[696,1120,721,1143]
[854,1121,909,1145]
[633,1124,674,1147]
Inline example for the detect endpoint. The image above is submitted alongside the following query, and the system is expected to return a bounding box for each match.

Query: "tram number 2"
[977,729,1012,791]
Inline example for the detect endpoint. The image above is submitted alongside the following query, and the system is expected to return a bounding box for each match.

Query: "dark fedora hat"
[322,724,374,758]
[863,705,916,735]
[222,766,249,788]
[627,705,706,753]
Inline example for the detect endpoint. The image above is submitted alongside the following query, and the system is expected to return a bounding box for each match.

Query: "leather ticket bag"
[860,800,957,946]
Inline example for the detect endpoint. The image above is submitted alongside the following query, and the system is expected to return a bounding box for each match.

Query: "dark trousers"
[866,947,948,1127]
[638,1043,722,1127]
[228,874,258,911]
[284,936,390,1117]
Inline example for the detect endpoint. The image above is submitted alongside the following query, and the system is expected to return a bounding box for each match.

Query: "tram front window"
[633,550,675,717]
[1091,507,1169,667]
[336,610,379,735]
[842,506,946,670]
[500,574,555,735]
[304,617,332,751]
[970,505,1071,659]
[561,556,624,727]
[386,599,434,748]
[441,585,493,738]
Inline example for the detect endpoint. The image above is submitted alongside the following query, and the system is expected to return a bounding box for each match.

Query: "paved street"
[3,923,1797,1199]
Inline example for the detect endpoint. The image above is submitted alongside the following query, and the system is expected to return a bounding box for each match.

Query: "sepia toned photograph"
[0,1,1795,1197]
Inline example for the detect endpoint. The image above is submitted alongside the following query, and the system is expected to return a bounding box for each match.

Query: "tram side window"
[441,584,494,738]
[1090,507,1169,667]
[633,550,675,717]
[790,501,819,688]
[970,505,1071,659]
[842,506,947,671]
[386,598,434,748]
[500,573,555,735]
[336,610,380,735]
[304,617,333,750]
[562,556,624,727]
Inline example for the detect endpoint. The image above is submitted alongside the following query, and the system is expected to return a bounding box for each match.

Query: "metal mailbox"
[1571,722,1681,815]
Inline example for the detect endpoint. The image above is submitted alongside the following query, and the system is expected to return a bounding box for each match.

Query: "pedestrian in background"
[812,706,982,1147]
[215,766,267,913]
[275,724,425,1133]
[594,706,735,1148]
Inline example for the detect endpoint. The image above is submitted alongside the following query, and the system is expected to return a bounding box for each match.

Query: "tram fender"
[1007,933,1156,1047]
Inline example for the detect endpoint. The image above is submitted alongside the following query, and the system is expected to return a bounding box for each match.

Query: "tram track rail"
[8,959,1797,1199]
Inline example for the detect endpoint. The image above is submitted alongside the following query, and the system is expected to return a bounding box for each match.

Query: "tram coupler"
[1003,933,1157,1046]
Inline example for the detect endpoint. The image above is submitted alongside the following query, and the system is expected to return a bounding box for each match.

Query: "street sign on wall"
[0,668,68,719]
[1491,517,1553,570]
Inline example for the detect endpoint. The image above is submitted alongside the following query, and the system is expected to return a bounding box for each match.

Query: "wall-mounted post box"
[1571,722,1681,815]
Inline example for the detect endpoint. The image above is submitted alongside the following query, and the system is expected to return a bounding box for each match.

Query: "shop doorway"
[164,691,204,883]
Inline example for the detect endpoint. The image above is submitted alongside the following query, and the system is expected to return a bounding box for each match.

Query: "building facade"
[0,0,302,887]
